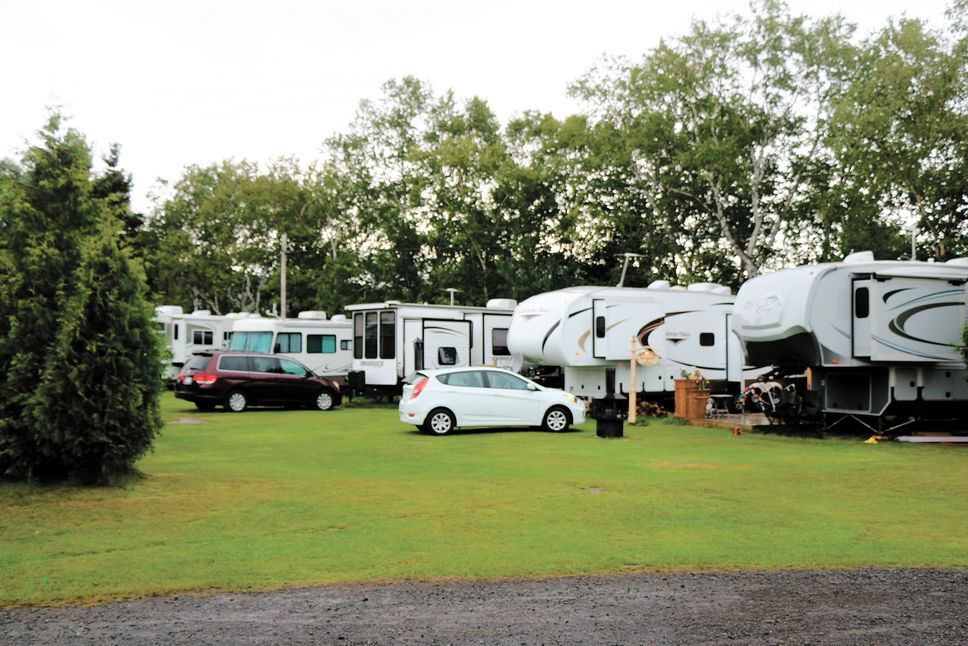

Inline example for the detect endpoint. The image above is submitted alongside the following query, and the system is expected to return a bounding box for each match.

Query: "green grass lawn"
[1,392,966,606]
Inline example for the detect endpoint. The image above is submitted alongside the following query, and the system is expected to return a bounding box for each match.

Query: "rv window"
[380,312,395,359]
[365,312,378,359]
[353,314,364,359]
[173,324,179,340]
[438,347,458,365]
[308,334,336,354]
[699,333,715,347]
[854,287,870,319]
[229,331,272,353]
[341,340,352,351]
[276,333,302,353]
[491,328,510,356]
[595,316,606,338]
[192,330,214,346]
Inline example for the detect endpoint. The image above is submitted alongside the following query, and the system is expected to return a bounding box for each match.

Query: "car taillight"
[194,374,218,385]
[176,373,184,382]
[410,377,429,399]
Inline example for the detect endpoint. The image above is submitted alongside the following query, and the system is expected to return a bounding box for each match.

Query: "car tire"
[313,390,335,411]
[542,406,571,432]
[225,390,248,413]
[423,408,456,435]
[194,400,216,411]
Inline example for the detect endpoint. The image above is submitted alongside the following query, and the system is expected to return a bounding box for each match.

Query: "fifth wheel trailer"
[153,306,237,379]
[345,299,516,398]
[731,252,968,431]
[506,282,744,402]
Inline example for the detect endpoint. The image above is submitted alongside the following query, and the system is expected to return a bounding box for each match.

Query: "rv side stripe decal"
[541,320,560,353]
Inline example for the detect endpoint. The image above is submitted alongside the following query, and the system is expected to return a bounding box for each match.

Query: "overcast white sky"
[1,0,952,212]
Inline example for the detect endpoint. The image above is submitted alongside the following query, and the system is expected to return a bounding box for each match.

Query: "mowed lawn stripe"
[1,393,966,606]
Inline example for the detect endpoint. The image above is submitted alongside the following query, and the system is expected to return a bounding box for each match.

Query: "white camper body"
[344,299,516,396]
[731,254,968,424]
[506,283,743,399]
[227,312,354,379]
[153,306,237,379]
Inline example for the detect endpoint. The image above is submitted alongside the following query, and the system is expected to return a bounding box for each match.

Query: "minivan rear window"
[185,354,211,371]
[218,355,250,372]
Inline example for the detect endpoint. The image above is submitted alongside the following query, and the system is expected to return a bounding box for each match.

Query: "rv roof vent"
[330,314,348,322]
[297,311,327,320]
[648,280,671,289]
[486,298,518,309]
[843,250,875,264]
[687,282,721,292]
[155,305,184,315]
[945,257,968,265]
[191,310,211,316]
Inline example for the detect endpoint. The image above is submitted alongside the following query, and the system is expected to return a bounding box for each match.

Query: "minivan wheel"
[314,390,334,411]
[226,390,247,412]
[424,408,456,435]
[542,406,571,432]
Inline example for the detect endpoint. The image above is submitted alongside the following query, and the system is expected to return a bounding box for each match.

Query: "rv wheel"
[542,406,571,432]
[314,390,335,411]
[225,390,248,412]
[424,408,455,435]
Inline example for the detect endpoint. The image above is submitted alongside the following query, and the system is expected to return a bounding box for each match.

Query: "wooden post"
[628,339,637,424]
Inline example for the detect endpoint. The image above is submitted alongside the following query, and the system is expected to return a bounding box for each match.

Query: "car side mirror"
[527,383,538,391]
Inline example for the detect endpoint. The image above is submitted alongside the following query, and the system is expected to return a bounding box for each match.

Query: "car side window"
[252,356,281,374]
[441,370,486,388]
[217,355,249,372]
[485,371,530,390]
[278,358,308,376]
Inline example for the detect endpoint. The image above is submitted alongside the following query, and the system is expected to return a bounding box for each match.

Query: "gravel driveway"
[2,568,966,645]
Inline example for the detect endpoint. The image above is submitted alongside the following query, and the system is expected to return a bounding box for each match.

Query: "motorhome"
[227,312,354,380]
[506,282,743,401]
[344,299,517,398]
[731,252,968,430]
[154,306,237,379]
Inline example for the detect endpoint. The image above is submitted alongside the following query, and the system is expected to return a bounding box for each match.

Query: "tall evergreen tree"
[0,115,162,483]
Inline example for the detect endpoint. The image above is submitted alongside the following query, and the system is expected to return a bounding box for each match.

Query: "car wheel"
[194,400,216,411]
[313,390,335,411]
[424,408,456,435]
[225,390,247,412]
[542,406,571,432]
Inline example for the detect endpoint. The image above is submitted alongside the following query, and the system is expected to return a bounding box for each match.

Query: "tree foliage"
[0,115,162,483]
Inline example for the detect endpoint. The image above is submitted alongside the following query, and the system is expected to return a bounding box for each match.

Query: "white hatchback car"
[399,367,586,435]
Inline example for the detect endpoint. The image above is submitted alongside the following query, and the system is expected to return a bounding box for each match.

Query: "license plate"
[183,376,193,385]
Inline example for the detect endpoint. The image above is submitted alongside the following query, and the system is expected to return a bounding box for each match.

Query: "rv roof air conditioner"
[647,280,671,289]
[945,257,968,265]
[486,298,517,309]
[330,314,348,322]
[843,251,875,264]
[297,311,327,320]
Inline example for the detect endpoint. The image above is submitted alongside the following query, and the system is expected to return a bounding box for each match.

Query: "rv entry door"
[851,278,873,358]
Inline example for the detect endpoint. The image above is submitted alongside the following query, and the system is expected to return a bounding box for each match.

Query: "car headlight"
[564,394,577,404]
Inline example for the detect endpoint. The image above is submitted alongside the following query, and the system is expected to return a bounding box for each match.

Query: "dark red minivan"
[174,351,342,412]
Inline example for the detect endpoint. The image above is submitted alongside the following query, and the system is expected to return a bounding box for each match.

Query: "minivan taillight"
[410,377,429,399]
[194,374,218,385]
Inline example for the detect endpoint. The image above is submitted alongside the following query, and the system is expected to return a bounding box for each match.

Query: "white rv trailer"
[731,252,968,430]
[506,282,743,401]
[227,311,354,379]
[344,299,517,398]
[153,306,238,379]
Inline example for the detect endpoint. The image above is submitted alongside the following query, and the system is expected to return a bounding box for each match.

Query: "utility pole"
[280,233,287,319]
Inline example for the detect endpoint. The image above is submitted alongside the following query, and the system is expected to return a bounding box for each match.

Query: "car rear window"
[184,354,211,371]
[438,371,485,388]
